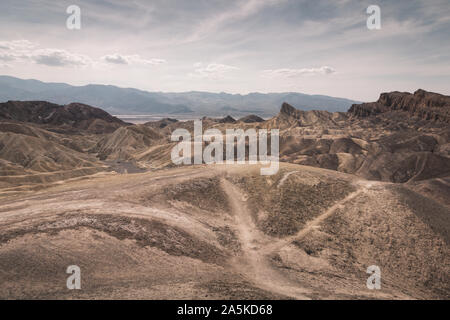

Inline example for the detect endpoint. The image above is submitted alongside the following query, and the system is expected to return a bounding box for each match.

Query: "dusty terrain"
[0,89,449,299]
[0,164,448,299]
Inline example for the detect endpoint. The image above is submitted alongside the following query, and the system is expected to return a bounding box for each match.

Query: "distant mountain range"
[0,75,359,117]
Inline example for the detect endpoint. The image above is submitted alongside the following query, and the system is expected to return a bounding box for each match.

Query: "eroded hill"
[0,164,448,299]
[1,90,450,191]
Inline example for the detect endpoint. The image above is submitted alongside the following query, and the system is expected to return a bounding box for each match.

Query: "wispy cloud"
[31,49,92,67]
[0,53,16,62]
[184,0,286,43]
[101,53,166,66]
[263,66,336,78]
[0,40,165,68]
[0,40,38,63]
[0,40,91,67]
[0,40,36,51]
[189,63,239,79]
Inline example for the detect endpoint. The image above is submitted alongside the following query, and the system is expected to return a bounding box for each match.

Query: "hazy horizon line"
[0,74,364,102]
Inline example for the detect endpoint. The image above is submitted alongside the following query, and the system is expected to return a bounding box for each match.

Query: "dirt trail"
[266,181,374,253]
[221,177,378,299]
[436,178,450,188]
[277,170,299,189]
[221,178,310,299]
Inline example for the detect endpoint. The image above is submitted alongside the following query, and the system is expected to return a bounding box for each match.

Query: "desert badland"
[0,89,449,299]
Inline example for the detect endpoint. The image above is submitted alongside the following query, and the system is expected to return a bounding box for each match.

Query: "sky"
[0,0,449,101]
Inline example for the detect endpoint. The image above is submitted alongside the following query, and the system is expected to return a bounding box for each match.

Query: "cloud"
[0,40,38,63]
[189,63,239,79]
[184,0,286,42]
[0,41,165,68]
[0,40,91,67]
[262,66,336,78]
[101,53,166,66]
[101,53,128,65]
[0,53,16,62]
[0,40,36,51]
[30,49,92,67]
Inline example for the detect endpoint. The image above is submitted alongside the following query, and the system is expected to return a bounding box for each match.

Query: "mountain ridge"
[0,75,359,117]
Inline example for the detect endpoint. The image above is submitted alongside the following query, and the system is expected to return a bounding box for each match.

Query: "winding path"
[221,177,374,299]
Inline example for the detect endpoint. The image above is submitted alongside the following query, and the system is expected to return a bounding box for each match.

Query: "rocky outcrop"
[279,102,299,117]
[145,118,178,129]
[238,114,265,123]
[270,101,450,183]
[349,90,450,123]
[273,102,347,128]
[217,115,236,123]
